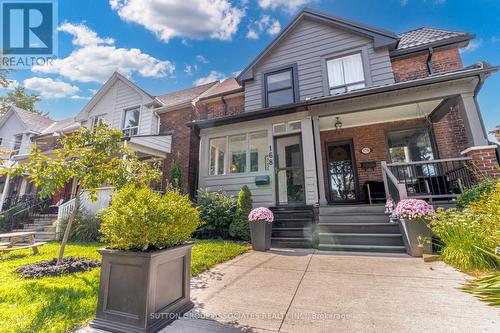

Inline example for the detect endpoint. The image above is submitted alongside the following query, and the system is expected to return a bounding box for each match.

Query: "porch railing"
[381,157,477,203]
[55,198,76,240]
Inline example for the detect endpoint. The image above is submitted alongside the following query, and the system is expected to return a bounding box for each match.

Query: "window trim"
[326,52,366,95]
[12,134,23,155]
[262,64,299,108]
[207,130,269,177]
[321,47,372,97]
[384,125,439,163]
[90,114,106,131]
[121,106,141,137]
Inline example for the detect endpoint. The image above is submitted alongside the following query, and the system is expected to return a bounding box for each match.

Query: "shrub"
[229,186,253,241]
[469,180,500,246]
[464,271,500,306]
[100,185,201,251]
[169,153,184,192]
[59,209,102,242]
[195,189,236,239]
[456,178,497,209]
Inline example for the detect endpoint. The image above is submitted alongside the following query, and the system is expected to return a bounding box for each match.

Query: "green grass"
[0,241,250,333]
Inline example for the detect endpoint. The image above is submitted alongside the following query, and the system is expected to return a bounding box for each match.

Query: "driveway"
[163,249,499,333]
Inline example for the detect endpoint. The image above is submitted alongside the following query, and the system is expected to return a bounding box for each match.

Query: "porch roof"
[189,62,497,130]
[126,135,172,159]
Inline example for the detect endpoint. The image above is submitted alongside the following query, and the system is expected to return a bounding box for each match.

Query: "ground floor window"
[208,130,268,176]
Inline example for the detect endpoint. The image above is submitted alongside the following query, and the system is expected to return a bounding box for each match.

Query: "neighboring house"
[0,106,55,210]
[192,8,499,251]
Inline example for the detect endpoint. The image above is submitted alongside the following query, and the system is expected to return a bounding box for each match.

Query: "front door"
[326,140,358,202]
[275,134,305,205]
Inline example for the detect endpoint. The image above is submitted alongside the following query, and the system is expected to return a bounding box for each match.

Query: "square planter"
[250,221,272,251]
[90,243,194,333]
[399,219,432,257]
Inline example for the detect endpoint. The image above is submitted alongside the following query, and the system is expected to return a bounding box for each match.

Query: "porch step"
[270,206,314,249]
[318,223,400,234]
[12,230,56,241]
[318,244,406,253]
[320,205,385,214]
[319,212,388,223]
[319,232,404,247]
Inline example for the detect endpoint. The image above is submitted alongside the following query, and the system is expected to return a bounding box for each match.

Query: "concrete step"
[320,205,385,214]
[13,230,56,241]
[319,213,389,224]
[318,223,400,234]
[17,225,55,232]
[273,219,313,228]
[318,244,406,253]
[272,227,312,238]
[318,233,404,247]
[272,237,312,248]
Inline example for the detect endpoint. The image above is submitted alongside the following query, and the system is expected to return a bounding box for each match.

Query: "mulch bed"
[15,257,101,279]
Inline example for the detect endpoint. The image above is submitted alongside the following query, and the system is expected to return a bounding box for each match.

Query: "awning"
[127,135,172,159]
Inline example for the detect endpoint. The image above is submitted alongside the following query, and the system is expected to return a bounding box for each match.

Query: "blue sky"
[2,0,499,134]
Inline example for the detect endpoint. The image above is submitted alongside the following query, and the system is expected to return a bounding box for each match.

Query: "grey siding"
[244,18,395,112]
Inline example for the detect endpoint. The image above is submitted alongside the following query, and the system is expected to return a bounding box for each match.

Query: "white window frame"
[208,130,269,177]
[90,114,106,131]
[122,106,141,137]
[326,52,366,95]
[12,134,22,154]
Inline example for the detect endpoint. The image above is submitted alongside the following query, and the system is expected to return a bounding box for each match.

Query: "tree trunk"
[56,188,80,265]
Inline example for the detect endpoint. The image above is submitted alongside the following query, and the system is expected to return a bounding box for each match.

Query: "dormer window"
[326,53,365,95]
[122,106,140,137]
[12,134,22,155]
[264,67,297,107]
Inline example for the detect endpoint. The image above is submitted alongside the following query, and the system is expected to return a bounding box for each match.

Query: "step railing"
[7,197,53,231]
[382,157,477,203]
[55,198,76,240]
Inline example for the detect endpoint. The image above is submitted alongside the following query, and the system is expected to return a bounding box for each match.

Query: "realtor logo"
[1,0,57,68]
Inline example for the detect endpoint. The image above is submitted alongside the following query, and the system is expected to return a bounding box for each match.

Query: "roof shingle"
[156,82,217,108]
[11,106,55,133]
[397,27,471,50]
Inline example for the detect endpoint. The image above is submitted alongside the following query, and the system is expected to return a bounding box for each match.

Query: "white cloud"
[110,0,245,43]
[196,55,209,63]
[194,70,225,86]
[184,64,198,76]
[461,39,482,54]
[88,88,98,94]
[246,15,281,39]
[32,22,175,83]
[258,0,314,13]
[58,22,114,46]
[23,77,84,99]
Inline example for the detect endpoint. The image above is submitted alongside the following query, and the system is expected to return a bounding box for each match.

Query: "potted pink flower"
[248,207,274,251]
[395,199,435,257]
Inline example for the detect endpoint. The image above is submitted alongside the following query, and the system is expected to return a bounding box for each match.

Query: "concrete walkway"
[162,249,499,333]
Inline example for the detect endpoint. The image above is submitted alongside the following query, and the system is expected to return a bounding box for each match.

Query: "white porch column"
[0,174,11,212]
[312,116,328,206]
[301,117,318,205]
[458,93,489,147]
[18,176,28,196]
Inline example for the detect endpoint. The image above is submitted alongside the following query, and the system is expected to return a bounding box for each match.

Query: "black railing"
[383,157,478,203]
[5,197,54,231]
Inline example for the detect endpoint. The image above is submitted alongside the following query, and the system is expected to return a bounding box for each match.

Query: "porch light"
[334,117,342,131]
[230,163,238,173]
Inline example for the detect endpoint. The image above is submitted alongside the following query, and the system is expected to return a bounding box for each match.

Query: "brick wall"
[158,106,198,197]
[195,94,244,120]
[462,147,500,178]
[391,48,463,83]
[432,104,468,159]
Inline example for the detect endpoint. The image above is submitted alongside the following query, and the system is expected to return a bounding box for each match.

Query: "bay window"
[326,53,365,95]
[209,137,226,176]
[229,135,247,174]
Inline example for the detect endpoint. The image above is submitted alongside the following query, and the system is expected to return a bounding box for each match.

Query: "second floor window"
[265,68,296,107]
[327,53,365,95]
[91,115,105,131]
[13,134,22,154]
[122,107,140,136]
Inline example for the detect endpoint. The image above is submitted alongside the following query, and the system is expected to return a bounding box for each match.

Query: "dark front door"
[326,141,358,202]
[275,134,305,205]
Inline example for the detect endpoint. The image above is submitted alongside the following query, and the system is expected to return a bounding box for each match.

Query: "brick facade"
[159,92,245,198]
[432,104,469,159]
[391,48,463,82]
[461,147,500,178]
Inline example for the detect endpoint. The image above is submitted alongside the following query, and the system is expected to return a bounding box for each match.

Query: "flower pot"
[90,243,194,333]
[250,221,272,251]
[399,219,432,257]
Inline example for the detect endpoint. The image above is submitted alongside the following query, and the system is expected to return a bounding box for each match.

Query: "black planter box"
[250,222,272,251]
[90,243,194,333]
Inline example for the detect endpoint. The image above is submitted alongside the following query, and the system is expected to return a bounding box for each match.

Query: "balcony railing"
[381,157,478,203]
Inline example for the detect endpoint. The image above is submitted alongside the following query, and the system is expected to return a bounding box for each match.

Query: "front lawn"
[0,241,250,333]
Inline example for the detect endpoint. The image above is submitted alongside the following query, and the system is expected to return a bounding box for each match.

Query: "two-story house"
[0,106,55,211]
[191,8,499,251]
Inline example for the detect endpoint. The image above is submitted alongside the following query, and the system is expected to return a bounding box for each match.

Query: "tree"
[1,124,160,264]
[0,86,41,116]
[169,153,184,192]
[0,51,13,89]
[229,185,253,241]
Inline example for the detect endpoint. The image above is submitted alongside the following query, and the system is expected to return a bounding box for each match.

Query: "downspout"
[472,73,489,142]
[426,47,434,75]
[221,96,228,116]
[154,111,160,134]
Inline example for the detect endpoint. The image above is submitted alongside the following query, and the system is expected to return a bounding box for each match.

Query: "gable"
[238,9,398,82]
[0,111,26,144]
